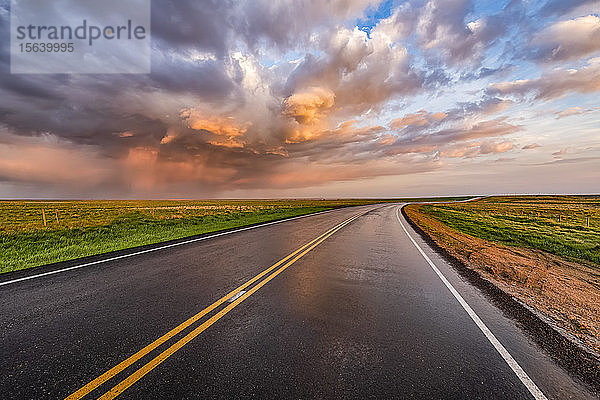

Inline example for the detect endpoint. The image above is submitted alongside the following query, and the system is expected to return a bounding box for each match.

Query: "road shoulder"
[401,204,600,394]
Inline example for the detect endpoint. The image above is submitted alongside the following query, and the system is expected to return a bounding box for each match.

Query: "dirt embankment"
[404,204,600,355]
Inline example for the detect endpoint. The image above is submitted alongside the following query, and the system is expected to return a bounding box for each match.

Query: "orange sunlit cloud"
[1,0,599,198]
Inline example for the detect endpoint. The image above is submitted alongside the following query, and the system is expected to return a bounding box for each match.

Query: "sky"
[0,0,599,199]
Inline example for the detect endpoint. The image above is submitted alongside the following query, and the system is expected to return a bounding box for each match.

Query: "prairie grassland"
[405,195,600,352]
[418,195,600,266]
[0,197,468,274]
[0,200,363,234]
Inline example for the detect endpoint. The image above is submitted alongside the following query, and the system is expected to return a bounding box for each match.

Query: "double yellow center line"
[66,211,363,400]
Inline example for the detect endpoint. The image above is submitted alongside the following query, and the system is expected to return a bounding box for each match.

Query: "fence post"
[42,209,47,226]
[55,209,59,224]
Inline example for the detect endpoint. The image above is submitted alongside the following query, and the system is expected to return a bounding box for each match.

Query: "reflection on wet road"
[0,205,596,399]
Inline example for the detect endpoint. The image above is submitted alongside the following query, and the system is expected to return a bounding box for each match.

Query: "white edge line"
[396,206,548,400]
[0,207,352,287]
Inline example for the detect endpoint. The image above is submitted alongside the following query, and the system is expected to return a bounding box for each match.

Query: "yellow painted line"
[65,212,361,400]
[97,212,360,399]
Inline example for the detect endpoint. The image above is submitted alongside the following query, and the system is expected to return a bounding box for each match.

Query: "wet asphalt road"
[0,204,596,399]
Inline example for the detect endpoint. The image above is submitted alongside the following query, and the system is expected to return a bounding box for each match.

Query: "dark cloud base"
[0,0,598,197]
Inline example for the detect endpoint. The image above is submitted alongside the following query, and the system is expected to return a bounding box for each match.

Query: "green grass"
[419,196,600,267]
[0,197,471,273]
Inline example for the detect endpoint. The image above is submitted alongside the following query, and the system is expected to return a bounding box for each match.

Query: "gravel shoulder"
[403,204,600,392]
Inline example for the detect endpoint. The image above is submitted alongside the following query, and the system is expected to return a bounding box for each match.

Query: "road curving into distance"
[0,204,596,399]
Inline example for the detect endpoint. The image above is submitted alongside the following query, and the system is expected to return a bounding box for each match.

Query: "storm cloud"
[0,0,599,197]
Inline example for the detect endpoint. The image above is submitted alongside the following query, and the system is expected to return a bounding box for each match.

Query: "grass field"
[416,195,600,267]
[0,197,469,274]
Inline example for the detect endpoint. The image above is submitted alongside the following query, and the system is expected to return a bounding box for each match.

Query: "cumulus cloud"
[488,58,600,100]
[0,0,596,197]
[531,15,600,62]
[390,110,448,129]
[283,87,335,124]
[440,140,513,158]
[382,112,521,159]
[414,118,520,145]
[182,111,249,137]
[235,0,378,51]
[285,26,422,116]
[540,0,598,17]
[458,97,514,115]
[414,0,506,65]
